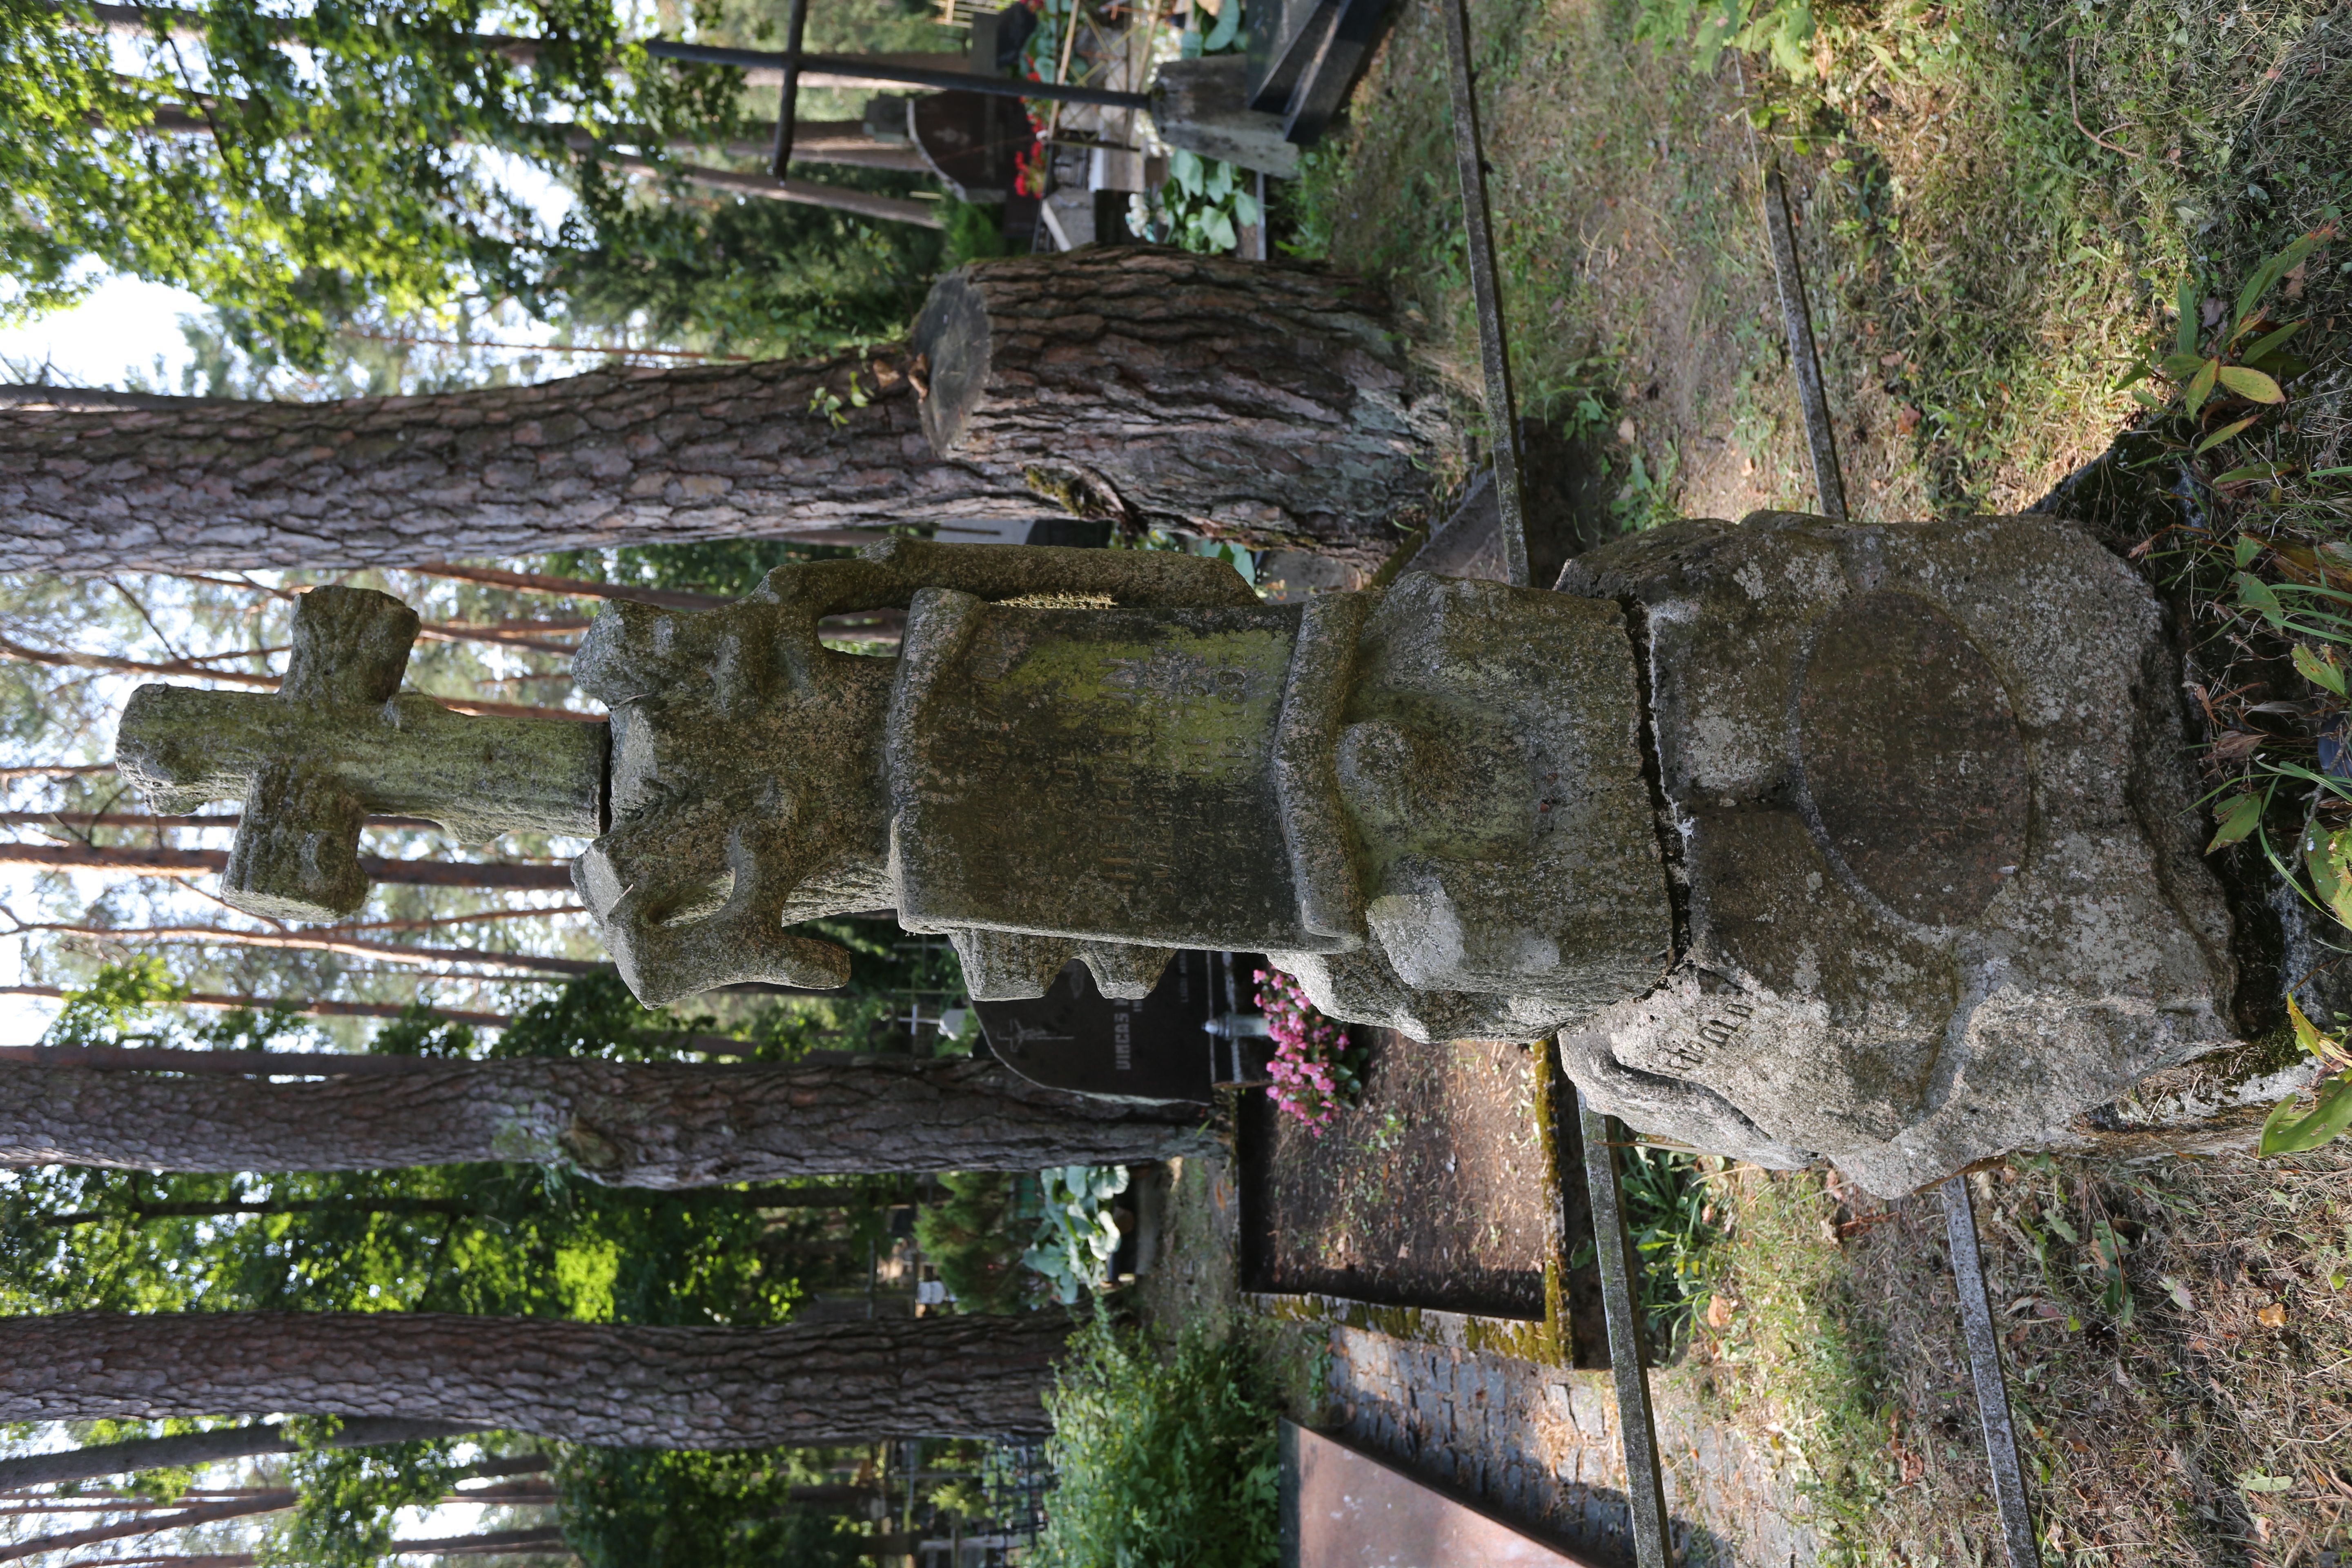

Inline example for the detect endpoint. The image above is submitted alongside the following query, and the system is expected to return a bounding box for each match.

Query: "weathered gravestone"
[113,523,2313,1195]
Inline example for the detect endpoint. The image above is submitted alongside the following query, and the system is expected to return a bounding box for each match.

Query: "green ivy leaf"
[2259,1071,2352,1155]
[2207,792,2263,852]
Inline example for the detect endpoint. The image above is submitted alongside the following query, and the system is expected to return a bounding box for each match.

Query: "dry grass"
[1292,0,2352,524]
[1682,1151,2352,1566]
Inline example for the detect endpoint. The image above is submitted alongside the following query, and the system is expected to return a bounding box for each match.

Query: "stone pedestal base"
[1555,512,2242,1196]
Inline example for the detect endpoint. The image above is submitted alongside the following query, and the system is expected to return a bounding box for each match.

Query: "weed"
[1034,1314,1281,1568]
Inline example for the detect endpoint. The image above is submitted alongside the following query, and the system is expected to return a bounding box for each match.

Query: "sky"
[0,274,205,392]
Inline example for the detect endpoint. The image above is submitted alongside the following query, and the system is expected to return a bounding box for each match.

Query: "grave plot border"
[1238,1038,1600,1368]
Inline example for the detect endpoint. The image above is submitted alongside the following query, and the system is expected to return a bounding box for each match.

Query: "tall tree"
[2,0,742,362]
[0,1310,1064,1442]
[0,253,1441,573]
[0,1056,1216,1182]
[0,1419,478,1490]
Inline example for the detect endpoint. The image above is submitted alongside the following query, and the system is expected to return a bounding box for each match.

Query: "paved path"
[1326,1326,1823,1567]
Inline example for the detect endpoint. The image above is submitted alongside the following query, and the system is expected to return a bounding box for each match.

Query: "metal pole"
[767,0,812,174]
[1760,165,1848,521]
[1942,1175,2041,1568]
[1579,1094,1675,1568]
[1436,0,1530,588]
[646,39,1153,110]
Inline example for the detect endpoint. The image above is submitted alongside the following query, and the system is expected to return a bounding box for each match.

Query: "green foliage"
[0,968,842,1326]
[1632,0,1816,77]
[5,963,938,1567]
[552,187,944,359]
[1033,1317,1280,1568]
[1134,150,1261,254]
[1022,1165,1127,1307]
[913,1172,1035,1314]
[940,198,1010,267]
[0,0,745,365]
[2257,999,2352,1156]
[1617,1144,1719,1351]
[554,1448,866,1568]
[265,1430,474,1568]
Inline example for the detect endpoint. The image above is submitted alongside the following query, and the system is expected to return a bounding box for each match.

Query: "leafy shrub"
[1633,0,1818,76]
[1023,1165,1129,1305]
[555,1448,866,1568]
[1033,1317,1280,1568]
[1131,150,1261,254]
[914,1171,1033,1312]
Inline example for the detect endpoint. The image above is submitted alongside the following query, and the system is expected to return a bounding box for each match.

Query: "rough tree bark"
[0,250,1441,574]
[0,1056,1219,1183]
[915,248,1448,566]
[0,1311,1063,1443]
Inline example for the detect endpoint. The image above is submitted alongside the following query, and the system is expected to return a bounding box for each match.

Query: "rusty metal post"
[1579,1096,1675,1568]
[1944,1175,2042,1568]
[1760,164,1848,521]
[1437,0,1530,588]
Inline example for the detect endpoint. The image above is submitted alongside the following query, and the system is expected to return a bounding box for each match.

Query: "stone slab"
[1281,1420,1600,1568]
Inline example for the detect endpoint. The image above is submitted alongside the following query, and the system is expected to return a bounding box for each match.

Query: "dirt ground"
[1237,1033,1556,1319]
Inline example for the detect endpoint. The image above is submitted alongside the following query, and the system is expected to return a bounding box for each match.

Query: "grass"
[1288,0,2352,528]
[1675,1150,2352,1565]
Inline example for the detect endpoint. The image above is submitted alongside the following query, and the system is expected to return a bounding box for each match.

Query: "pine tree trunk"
[914,248,1448,565]
[0,1311,1063,1443]
[0,254,1443,574]
[0,1056,1218,1183]
[0,1418,477,1491]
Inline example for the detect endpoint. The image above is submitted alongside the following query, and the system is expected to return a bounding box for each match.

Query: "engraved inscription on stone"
[1796,591,2029,929]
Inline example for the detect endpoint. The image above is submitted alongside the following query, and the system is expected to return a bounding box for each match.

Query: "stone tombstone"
[111,522,2284,1195]
[977,951,1229,1105]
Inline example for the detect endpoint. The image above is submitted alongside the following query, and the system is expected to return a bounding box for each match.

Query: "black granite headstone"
[979,951,1262,1104]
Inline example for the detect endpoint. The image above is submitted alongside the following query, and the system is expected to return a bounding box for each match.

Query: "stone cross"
[115,586,606,923]
[112,528,2294,1196]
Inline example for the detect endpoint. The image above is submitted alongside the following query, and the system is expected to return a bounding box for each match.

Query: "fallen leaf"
[1897,404,1924,435]
[2286,259,2308,300]
[1617,417,1638,445]
[2160,1274,2195,1312]
[1880,351,1906,368]
[2256,1301,2287,1328]
[1706,1294,1737,1329]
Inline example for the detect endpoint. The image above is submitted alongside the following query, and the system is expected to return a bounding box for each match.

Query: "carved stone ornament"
[113,523,2280,1194]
